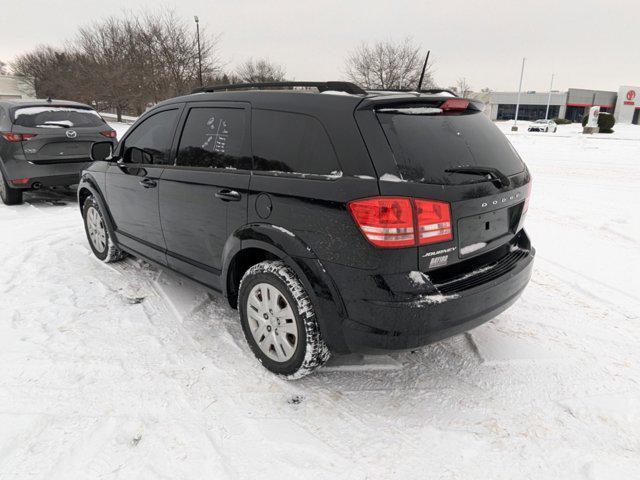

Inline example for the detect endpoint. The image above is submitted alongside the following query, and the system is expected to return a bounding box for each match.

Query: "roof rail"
[192,81,367,95]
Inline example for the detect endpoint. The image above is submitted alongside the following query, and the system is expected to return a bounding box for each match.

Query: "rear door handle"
[139,178,157,189]
[215,189,241,201]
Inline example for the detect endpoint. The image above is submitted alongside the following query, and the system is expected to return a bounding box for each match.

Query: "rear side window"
[123,109,178,165]
[377,110,524,184]
[176,107,250,170]
[252,109,340,176]
[12,106,105,128]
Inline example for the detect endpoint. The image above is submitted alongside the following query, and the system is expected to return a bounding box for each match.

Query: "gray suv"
[0,99,116,205]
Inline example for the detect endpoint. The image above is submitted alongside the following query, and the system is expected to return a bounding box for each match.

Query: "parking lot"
[0,122,638,479]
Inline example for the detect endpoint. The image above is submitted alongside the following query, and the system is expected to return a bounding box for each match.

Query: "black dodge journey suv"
[79,81,535,379]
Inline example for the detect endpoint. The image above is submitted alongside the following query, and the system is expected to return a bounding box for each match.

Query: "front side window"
[122,109,178,165]
[13,106,105,128]
[176,107,250,169]
[252,109,340,176]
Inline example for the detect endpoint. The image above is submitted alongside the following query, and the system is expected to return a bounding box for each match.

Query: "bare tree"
[74,17,140,120]
[235,58,286,83]
[139,11,222,98]
[456,77,472,97]
[345,38,434,90]
[74,11,222,119]
[12,46,88,101]
[12,10,223,120]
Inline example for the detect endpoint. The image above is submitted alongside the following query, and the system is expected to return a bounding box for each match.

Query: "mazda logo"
[66,130,78,139]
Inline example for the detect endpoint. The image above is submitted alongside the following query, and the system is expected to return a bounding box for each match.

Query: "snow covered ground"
[0,121,639,479]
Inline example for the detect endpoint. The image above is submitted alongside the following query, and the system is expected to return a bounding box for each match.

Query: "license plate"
[458,209,510,256]
[40,142,90,156]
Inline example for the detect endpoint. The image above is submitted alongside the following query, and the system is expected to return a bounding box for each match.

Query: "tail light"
[440,99,469,111]
[1,132,37,142]
[523,180,532,213]
[348,197,415,248]
[10,178,30,186]
[348,196,453,248]
[415,199,453,245]
[100,130,117,138]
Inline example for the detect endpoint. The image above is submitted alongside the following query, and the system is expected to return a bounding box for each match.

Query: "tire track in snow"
[535,255,640,308]
[93,259,242,477]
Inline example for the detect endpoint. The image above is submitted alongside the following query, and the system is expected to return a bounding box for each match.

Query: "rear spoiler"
[365,88,459,97]
[357,95,485,112]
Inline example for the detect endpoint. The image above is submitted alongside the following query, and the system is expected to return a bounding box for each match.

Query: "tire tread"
[82,196,125,263]
[239,260,330,379]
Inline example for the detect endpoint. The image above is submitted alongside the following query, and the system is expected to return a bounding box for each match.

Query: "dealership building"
[487,86,640,124]
[0,74,35,100]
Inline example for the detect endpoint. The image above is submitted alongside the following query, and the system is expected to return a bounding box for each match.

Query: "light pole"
[545,73,555,120]
[512,57,526,131]
[194,16,203,87]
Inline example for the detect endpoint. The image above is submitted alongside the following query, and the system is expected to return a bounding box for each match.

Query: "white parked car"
[528,119,557,133]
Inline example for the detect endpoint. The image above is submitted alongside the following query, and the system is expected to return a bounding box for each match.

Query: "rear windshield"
[377,110,524,185]
[12,106,105,129]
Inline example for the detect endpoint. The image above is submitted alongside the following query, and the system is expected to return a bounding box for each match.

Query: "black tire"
[238,260,331,379]
[0,169,23,205]
[82,196,125,263]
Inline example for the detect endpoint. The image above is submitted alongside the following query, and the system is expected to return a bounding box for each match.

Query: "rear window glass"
[252,109,341,176]
[377,110,524,185]
[13,106,105,128]
[177,107,250,170]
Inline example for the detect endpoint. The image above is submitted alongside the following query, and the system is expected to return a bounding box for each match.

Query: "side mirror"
[126,146,153,165]
[90,141,113,162]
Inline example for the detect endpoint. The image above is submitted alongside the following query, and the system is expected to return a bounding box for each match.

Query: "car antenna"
[417,50,430,92]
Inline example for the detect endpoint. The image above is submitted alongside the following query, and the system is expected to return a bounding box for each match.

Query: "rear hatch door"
[356,97,531,272]
[11,105,111,164]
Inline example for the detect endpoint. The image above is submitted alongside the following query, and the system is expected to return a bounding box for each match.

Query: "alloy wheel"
[246,282,298,362]
[86,206,107,253]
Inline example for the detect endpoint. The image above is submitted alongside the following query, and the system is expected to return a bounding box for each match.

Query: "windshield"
[13,106,105,128]
[377,110,524,185]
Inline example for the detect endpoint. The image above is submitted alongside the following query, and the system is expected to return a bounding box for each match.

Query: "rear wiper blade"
[444,166,510,188]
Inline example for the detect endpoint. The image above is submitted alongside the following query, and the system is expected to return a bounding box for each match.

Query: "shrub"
[553,118,572,125]
[581,112,615,132]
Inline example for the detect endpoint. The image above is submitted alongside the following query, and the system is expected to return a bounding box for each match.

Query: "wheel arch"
[77,176,117,240]
[222,223,350,353]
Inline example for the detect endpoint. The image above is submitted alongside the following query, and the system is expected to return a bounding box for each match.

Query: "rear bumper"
[1,158,89,188]
[325,235,535,353]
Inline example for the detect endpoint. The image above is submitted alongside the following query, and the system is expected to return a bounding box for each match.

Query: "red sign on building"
[623,90,636,106]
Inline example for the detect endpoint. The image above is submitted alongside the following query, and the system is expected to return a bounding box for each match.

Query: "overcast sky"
[1,0,637,92]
